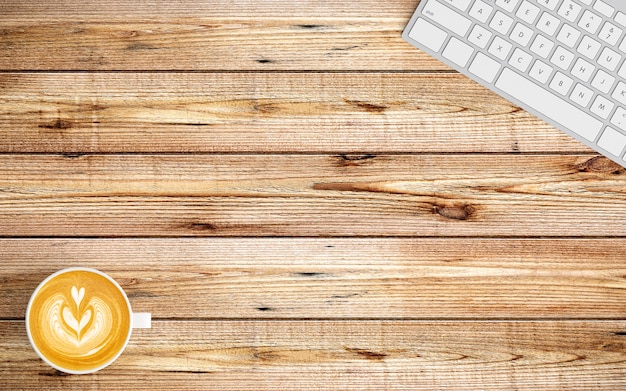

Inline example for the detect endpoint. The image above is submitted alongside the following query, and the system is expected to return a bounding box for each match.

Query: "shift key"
[422,0,472,37]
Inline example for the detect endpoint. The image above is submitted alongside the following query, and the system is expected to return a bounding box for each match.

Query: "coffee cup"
[26,267,151,374]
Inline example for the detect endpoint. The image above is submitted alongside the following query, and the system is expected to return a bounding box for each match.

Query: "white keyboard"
[403,0,626,166]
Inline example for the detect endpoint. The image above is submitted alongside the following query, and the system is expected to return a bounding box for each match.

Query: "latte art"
[42,286,113,352]
[27,269,131,373]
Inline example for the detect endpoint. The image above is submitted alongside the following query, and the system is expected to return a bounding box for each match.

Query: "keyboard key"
[443,37,474,67]
[536,0,559,11]
[422,0,472,37]
[489,36,514,60]
[441,0,472,12]
[579,10,602,34]
[598,47,621,72]
[496,68,602,141]
[590,95,615,119]
[550,71,574,95]
[571,58,595,82]
[469,0,494,23]
[491,11,514,35]
[469,53,501,83]
[593,0,614,18]
[537,12,560,36]
[517,1,540,24]
[408,18,448,52]
[556,24,581,47]
[403,0,626,168]
[620,36,626,54]
[611,82,626,105]
[591,70,616,94]
[616,12,626,28]
[469,25,493,48]
[558,0,582,22]
[530,34,554,57]
[510,48,533,72]
[570,83,594,107]
[611,107,626,132]
[510,23,534,46]
[496,0,520,12]
[598,127,626,157]
[619,61,626,79]
[551,46,575,70]
[577,36,601,59]
[598,22,623,46]
[529,60,553,83]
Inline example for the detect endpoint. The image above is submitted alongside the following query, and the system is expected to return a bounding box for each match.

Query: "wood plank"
[2,320,626,389]
[3,238,626,319]
[0,72,586,153]
[0,18,423,71]
[0,154,625,237]
[0,0,435,71]
[0,0,416,18]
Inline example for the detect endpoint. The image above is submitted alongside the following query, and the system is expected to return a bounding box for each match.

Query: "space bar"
[495,68,602,141]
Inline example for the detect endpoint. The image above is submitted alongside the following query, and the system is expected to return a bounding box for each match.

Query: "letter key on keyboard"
[403,0,626,166]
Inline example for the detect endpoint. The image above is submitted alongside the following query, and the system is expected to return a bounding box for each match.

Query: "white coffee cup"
[26,267,151,374]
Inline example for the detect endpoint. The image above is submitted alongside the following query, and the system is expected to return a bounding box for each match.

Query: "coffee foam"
[27,270,131,373]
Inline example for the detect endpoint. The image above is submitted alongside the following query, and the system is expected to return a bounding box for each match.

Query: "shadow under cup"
[26,268,134,374]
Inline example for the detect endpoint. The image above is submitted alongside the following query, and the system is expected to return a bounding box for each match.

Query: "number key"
[579,10,602,34]
[599,22,623,46]
[537,0,559,11]
[558,0,582,22]
[593,0,614,18]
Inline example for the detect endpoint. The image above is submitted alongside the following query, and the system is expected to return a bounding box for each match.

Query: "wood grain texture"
[2,320,626,390]
[0,154,624,237]
[0,0,414,18]
[0,72,587,153]
[0,0,433,71]
[4,0,626,388]
[2,238,626,319]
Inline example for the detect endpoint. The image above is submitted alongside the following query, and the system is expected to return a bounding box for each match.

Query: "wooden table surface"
[2,0,626,389]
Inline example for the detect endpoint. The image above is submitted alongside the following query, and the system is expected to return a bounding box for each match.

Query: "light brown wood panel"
[3,0,624,388]
[0,72,585,153]
[0,19,423,71]
[0,0,416,18]
[2,320,626,390]
[0,0,434,71]
[2,238,626,319]
[0,154,625,237]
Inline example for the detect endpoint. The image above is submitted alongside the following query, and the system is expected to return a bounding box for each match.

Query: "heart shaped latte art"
[40,286,114,355]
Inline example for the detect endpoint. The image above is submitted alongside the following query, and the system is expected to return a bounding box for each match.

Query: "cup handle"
[132,312,152,329]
